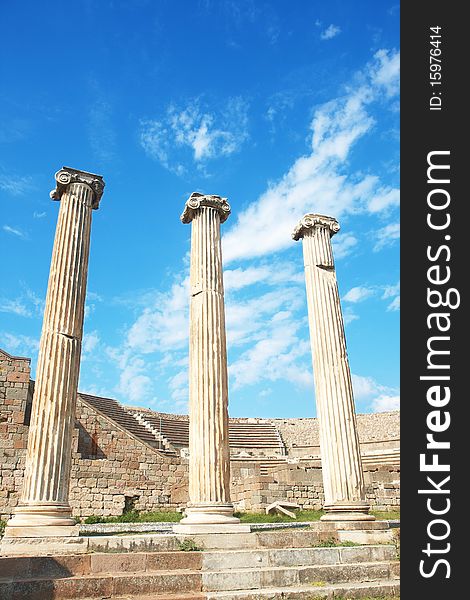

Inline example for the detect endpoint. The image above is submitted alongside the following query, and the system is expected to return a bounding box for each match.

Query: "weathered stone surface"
[0,346,399,521]
[4,168,105,538]
[293,214,373,522]
[175,193,241,531]
[266,501,300,518]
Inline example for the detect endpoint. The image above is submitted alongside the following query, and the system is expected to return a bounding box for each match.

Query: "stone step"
[202,545,396,570]
[0,551,202,579]
[103,595,205,600]
[1,527,394,556]
[202,561,400,592]
[0,545,397,578]
[205,579,400,599]
[84,529,328,554]
[0,569,202,600]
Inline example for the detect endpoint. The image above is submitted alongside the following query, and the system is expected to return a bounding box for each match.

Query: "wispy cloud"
[382,282,400,312]
[343,307,360,325]
[372,394,400,412]
[0,332,39,356]
[82,330,100,355]
[0,298,31,317]
[374,222,400,251]
[320,24,341,40]
[126,279,189,354]
[228,312,311,390]
[369,48,400,97]
[343,286,375,303]
[0,286,44,319]
[33,211,46,219]
[3,225,28,239]
[352,373,399,412]
[140,97,249,174]
[0,173,34,196]
[222,49,400,264]
[107,48,399,413]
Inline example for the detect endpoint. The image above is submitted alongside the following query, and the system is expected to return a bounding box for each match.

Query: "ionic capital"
[292,213,340,241]
[181,192,231,224]
[50,167,105,209]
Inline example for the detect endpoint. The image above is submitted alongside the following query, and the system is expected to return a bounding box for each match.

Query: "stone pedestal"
[293,214,374,522]
[174,193,249,535]
[311,520,394,544]
[4,167,105,538]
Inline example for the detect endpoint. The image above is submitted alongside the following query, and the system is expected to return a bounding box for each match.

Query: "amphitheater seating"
[78,394,399,466]
[131,411,286,455]
[79,394,161,449]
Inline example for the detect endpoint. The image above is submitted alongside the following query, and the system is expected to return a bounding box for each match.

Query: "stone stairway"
[127,411,287,457]
[201,544,399,598]
[0,534,399,600]
[0,551,203,600]
[131,412,178,456]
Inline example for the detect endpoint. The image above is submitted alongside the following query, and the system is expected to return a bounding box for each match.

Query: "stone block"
[91,552,147,573]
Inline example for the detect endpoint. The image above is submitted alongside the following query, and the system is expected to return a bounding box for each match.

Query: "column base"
[4,502,79,538]
[173,504,251,534]
[311,519,394,545]
[320,501,375,522]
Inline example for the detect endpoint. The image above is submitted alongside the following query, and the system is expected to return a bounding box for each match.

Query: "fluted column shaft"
[175,193,243,530]
[5,167,105,537]
[188,207,231,505]
[293,214,373,522]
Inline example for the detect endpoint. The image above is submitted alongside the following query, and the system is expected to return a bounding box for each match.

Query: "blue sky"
[0,1,399,418]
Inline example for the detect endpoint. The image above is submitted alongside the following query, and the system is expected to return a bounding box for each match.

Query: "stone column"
[5,167,105,538]
[174,193,249,534]
[293,214,373,522]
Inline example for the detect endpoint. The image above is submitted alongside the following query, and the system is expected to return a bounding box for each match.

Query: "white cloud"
[224,266,272,291]
[332,234,358,259]
[0,298,31,317]
[382,282,400,299]
[367,187,399,213]
[343,307,359,325]
[352,373,399,413]
[372,394,400,412]
[167,369,189,405]
[387,295,400,311]
[126,279,189,354]
[320,24,341,40]
[224,262,303,291]
[3,225,27,239]
[110,349,153,404]
[0,332,39,355]
[33,211,46,219]
[343,286,375,303]
[109,49,400,411]
[0,174,33,196]
[226,288,303,347]
[342,281,400,312]
[222,49,400,264]
[229,318,311,390]
[369,49,400,97]
[374,222,399,251]
[83,330,100,354]
[140,97,249,173]
[382,282,400,312]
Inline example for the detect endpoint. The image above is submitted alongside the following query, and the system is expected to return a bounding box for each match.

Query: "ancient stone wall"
[230,462,400,513]
[271,413,399,457]
[0,351,32,521]
[1,350,400,521]
[70,400,188,518]
[0,351,189,521]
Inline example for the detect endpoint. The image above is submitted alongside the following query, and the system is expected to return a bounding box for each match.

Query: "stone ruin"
[1,168,400,540]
